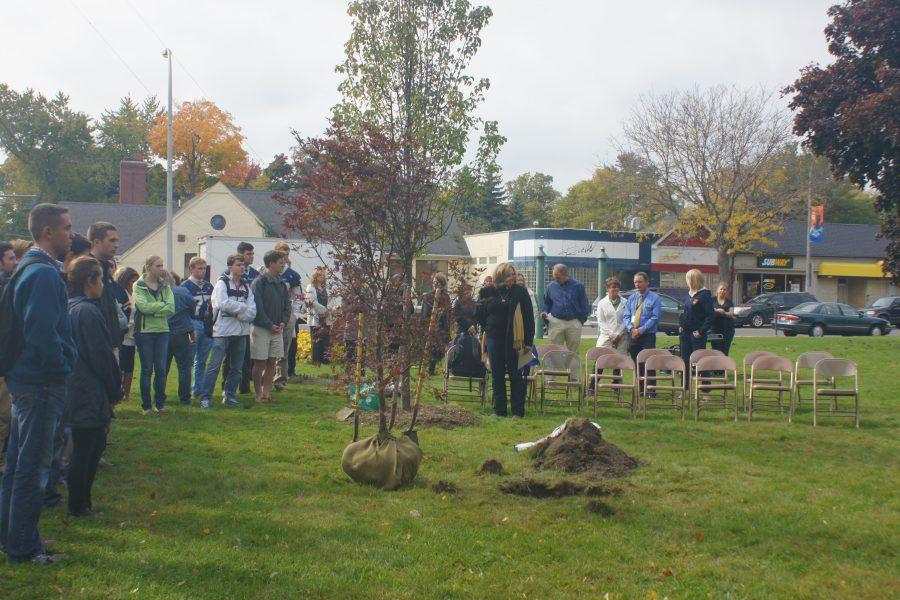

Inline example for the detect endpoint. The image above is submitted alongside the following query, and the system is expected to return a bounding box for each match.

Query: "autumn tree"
[147,99,247,197]
[331,0,495,406]
[506,172,560,228]
[784,0,899,281]
[222,158,262,189]
[621,86,794,282]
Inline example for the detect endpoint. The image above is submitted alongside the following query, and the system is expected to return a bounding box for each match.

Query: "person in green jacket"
[133,256,175,414]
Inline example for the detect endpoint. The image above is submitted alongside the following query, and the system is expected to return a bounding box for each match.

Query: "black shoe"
[98,458,117,469]
[67,508,95,518]
[10,552,67,565]
[44,493,63,509]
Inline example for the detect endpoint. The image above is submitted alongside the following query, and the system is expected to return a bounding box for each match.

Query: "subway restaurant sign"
[757,256,794,269]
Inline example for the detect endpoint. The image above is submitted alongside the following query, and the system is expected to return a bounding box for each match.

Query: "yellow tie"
[633,294,644,330]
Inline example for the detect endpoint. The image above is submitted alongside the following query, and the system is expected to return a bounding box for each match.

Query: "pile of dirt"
[432,480,458,494]
[352,403,479,430]
[477,459,504,475]
[530,419,639,479]
[500,478,618,498]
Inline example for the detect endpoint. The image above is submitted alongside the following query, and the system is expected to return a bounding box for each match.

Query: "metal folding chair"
[792,351,834,412]
[747,355,794,422]
[693,355,739,421]
[592,353,637,417]
[642,354,686,419]
[812,358,860,428]
[741,351,777,410]
[636,348,672,400]
[584,347,618,390]
[539,350,583,414]
[442,345,488,407]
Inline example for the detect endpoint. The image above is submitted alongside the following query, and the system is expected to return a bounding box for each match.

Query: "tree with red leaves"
[784,0,899,281]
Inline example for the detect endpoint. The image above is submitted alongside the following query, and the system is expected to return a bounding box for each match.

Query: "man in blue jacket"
[0,203,76,565]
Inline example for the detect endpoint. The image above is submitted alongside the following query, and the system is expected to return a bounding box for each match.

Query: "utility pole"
[163,48,174,271]
[805,151,813,293]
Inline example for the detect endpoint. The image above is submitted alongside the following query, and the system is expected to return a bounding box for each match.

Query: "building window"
[478,257,486,264]
[488,256,498,264]
[210,214,226,230]
[659,272,678,289]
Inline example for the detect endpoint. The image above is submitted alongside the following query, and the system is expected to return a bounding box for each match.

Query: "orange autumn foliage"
[147,99,247,196]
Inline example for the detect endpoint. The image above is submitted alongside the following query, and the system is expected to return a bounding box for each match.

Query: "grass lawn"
[2,335,898,598]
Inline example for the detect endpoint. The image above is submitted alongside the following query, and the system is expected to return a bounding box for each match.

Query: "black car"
[859,296,900,326]
[774,302,890,337]
[733,291,818,328]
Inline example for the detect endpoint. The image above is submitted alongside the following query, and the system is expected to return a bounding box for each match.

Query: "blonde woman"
[475,262,535,418]
[133,256,175,414]
[678,268,715,386]
[305,268,330,366]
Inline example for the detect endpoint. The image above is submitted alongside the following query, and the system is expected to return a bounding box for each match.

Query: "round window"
[210,214,226,230]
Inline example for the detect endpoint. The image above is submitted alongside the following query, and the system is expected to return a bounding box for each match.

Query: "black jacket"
[95,257,124,347]
[452,296,477,332]
[476,284,535,352]
[66,295,123,428]
[679,288,716,335]
[421,290,452,336]
[250,273,292,330]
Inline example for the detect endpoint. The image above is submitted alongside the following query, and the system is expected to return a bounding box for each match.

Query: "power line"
[67,0,153,96]
[121,0,266,165]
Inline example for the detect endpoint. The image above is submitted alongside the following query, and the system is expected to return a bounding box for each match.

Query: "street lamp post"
[598,246,608,302]
[163,48,174,271]
[534,244,547,339]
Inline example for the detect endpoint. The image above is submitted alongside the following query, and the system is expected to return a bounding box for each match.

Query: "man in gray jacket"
[250,250,291,403]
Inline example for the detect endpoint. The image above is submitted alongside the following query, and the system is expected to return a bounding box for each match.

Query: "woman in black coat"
[678,269,716,387]
[476,262,535,418]
[65,257,123,517]
[711,282,736,355]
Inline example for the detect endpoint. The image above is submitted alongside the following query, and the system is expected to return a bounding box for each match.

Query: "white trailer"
[197,235,332,284]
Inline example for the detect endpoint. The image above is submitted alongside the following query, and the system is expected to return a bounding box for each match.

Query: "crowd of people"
[0,204,312,564]
[0,202,739,565]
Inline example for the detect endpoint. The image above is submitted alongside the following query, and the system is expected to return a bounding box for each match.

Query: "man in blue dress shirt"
[541,264,591,353]
[622,272,661,392]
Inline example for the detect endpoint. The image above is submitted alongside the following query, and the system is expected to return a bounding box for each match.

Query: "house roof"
[426,215,469,257]
[61,202,171,254]
[753,220,887,259]
[229,188,296,237]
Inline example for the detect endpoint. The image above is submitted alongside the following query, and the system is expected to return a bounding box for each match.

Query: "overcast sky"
[3,0,834,191]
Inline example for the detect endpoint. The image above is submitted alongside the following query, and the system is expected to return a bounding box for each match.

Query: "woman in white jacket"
[594,276,627,352]
[199,254,257,408]
[306,267,330,366]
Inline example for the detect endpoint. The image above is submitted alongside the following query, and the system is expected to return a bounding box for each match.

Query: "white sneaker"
[200,399,210,410]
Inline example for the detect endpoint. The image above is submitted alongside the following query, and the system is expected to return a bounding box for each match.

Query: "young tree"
[784,0,899,281]
[620,85,794,282]
[332,0,495,406]
[263,153,296,190]
[147,99,247,197]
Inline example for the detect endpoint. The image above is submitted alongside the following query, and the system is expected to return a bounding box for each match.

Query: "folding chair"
[812,359,860,428]
[747,355,794,422]
[636,348,672,400]
[527,343,566,408]
[693,356,739,421]
[741,351,777,410]
[592,354,637,417]
[442,345,488,407]
[585,347,618,390]
[792,351,834,412]
[688,348,725,410]
[539,350,583,414]
[642,354,686,419]
[537,343,566,358]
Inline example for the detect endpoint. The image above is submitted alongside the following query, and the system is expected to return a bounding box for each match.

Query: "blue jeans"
[202,336,247,401]
[191,320,213,397]
[0,381,66,560]
[135,332,169,411]
[166,331,195,404]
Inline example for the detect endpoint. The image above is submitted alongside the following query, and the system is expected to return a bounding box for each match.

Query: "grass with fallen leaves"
[2,335,898,598]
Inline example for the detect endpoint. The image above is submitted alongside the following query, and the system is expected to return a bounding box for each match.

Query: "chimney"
[119,152,148,205]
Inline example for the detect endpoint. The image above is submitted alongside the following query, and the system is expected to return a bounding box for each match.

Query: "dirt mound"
[531,419,639,479]
[500,478,618,498]
[432,480,458,494]
[353,404,479,430]
[477,459,504,475]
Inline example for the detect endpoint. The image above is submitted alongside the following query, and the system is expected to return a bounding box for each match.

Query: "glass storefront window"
[740,273,805,302]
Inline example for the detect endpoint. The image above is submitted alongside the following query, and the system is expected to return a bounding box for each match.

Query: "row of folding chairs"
[585,346,859,427]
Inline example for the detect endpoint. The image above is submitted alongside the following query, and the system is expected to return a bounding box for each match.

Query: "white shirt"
[595,294,627,352]
[211,276,257,337]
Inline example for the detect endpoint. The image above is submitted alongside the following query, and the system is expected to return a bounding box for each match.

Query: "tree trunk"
[716,248,733,290]
[400,260,414,410]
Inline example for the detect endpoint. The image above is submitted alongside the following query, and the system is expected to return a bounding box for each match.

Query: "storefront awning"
[818,261,887,278]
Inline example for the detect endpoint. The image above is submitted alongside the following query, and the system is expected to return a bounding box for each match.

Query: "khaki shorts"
[250,326,285,360]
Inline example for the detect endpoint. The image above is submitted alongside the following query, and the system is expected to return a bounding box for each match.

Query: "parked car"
[733,291,818,328]
[587,289,682,335]
[774,302,890,337]
[859,296,900,326]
